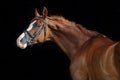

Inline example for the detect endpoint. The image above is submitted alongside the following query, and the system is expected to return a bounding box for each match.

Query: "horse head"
[16,7,55,49]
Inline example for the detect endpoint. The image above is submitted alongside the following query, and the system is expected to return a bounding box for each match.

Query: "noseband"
[24,18,47,45]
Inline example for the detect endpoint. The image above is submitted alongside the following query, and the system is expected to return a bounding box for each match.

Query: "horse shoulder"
[70,35,115,80]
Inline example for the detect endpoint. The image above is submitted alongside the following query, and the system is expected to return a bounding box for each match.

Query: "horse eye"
[36,24,40,27]
[34,23,40,27]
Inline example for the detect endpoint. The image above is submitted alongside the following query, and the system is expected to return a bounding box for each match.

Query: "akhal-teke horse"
[16,7,120,80]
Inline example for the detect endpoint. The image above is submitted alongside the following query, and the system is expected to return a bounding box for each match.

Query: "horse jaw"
[16,33,27,49]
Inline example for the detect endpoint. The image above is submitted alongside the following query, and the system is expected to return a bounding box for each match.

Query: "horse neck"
[48,16,98,60]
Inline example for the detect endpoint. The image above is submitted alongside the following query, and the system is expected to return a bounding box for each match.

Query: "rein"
[24,18,47,45]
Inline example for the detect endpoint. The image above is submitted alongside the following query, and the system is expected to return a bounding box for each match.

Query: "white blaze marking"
[27,20,36,31]
[18,33,25,40]
[17,20,37,49]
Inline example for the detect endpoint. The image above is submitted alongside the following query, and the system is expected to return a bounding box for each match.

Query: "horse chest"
[70,53,88,80]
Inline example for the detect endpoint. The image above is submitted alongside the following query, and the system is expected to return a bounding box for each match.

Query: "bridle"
[23,18,47,45]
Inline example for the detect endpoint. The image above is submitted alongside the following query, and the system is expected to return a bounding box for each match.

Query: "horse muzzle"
[16,33,27,49]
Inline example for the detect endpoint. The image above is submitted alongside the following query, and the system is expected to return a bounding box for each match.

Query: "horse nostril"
[20,37,27,44]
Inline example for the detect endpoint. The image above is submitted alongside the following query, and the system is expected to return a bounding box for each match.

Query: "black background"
[1,0,120,80]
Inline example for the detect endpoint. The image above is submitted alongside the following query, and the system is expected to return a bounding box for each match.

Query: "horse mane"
[49,15,100,37]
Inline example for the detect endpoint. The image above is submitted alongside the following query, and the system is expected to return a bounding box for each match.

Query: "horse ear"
[42,7,48,18]
[35,8,40,17]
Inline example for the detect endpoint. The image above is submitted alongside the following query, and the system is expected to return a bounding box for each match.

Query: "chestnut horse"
[16,7,120,80]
